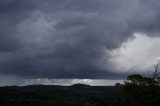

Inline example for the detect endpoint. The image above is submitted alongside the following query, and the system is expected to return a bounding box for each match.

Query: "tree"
[126,74,143,85]
[119,74,159,106]
[153,60,160,85]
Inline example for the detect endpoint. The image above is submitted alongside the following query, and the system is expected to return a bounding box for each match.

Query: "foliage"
[119,74,160,106]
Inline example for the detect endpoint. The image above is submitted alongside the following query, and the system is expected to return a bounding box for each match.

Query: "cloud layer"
[0,0,160,81]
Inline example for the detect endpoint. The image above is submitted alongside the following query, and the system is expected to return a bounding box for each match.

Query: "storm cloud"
[0,0,160,81]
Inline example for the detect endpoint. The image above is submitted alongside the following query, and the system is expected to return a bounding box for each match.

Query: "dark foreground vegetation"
[0,84,120,106]
[1,62,160,106]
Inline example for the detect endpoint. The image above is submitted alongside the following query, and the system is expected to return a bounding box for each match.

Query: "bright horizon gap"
[0,77,124,86]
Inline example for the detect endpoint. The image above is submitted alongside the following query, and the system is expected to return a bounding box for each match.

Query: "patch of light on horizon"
[0,75,124,86]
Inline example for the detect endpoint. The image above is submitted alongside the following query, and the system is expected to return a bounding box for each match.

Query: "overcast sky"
[0,0,160,85]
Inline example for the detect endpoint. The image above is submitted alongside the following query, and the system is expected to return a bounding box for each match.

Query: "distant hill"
[1,84,119,96]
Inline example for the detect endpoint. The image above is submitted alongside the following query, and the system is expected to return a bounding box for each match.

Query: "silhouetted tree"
[119,72,160,106]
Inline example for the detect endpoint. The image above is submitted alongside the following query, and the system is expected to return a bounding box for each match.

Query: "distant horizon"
[0,77,124,86]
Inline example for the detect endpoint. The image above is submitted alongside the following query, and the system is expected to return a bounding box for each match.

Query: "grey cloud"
[0,0,160,80]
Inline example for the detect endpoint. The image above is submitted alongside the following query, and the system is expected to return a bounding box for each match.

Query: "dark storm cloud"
[0,0,160,79]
